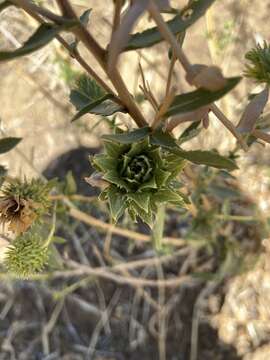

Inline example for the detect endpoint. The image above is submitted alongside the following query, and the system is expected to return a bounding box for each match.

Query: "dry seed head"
[0,179,52,235]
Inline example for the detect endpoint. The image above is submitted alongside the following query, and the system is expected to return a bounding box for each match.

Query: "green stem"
[151,204,166,252]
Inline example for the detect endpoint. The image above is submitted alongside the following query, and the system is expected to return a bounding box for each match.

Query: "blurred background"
[1,1,270,359]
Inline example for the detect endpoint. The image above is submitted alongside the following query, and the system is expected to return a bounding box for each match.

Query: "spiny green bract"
[4,231,49,279]
[90,137,187,226]
[1,178,53,214]
[244,41,270,85]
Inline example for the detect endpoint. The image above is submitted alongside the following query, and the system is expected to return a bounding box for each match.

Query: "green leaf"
[64,171,77,195]
[80,9,92,26]
[107,186,126,222]
[178,121,202,144]
[92,154,116,172]
[139,176,157,191]
[127,192,150,213]
[71,94,115,122]
[0,137,21,154]
[103,170,130,191]
[125,0,217,51]
[154,168,171,187]
[103,140,124,158]
[70,75,106,110]
[150,131,237,170]
[52,236,67,244]
[0,165,7,187]
[153,189,185,206]
[0,22,77,62]
[150,130,177,148]
[102,127,151,144]
[166,77,242,117]
[70,74,126,120]
[173,149,238,170]
[128,201,153,226]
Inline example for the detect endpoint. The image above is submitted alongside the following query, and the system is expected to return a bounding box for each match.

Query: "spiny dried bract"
[0,179,52,235]
[90,137,186,225]
[4,231,49,279]
[244,42,270,85]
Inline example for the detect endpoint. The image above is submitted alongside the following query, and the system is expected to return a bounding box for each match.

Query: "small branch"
[148,0,248,150]
[252,129,270,144]
[12,0,119,100]
[56,260,194,288]
[152,89,175,130]
[69,207,187,247]
[56,0,147,128]
[148,0,192,74]
[12,0,67,24]
[139,62,159,111]
[112,0,123,33]
[165,55,177,97]
[210,104,249,151]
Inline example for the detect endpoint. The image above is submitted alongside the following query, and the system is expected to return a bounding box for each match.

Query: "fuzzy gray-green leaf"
[153,188,185,206]
[0,22,77,62]
[125,0,217,51]
[102,127,151,144]
[107,186,126,222]
[166,77,241,117]
[128,192,150,213]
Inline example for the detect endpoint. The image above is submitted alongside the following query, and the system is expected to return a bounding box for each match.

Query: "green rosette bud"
[89,131,187,226]
[244,41,270,85]
[4,230,49,278]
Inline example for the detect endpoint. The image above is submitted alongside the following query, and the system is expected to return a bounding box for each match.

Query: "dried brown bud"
[186,65,228,91]
[0,195,40,235]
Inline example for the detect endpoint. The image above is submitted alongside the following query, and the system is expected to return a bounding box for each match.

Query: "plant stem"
[69,207,186,247]
[12,0,68,24]
[151,205,166,252]
[148,0,248,150]
[56,0,148,128]
[12,0,119,99]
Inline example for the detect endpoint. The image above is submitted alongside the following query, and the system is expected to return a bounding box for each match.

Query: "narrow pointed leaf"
[125,0,217,51]
[237,87,269,133]
[102,127,151,144]
[92,154,116,172]
[178,121,202,144]
[80,9,92,26]
[153,189,185,206]
[128,192,150,212]
[129,201,153,226]
[103,140,124,158]
[71,94,114,122]
[151,131,237,170]
[139,176,157,190]
[0,22,77,62]
[0,137,21,154]
[173,149,238,171]
[155,168,171,187]
[166,77,241,117]
[70,75,106,110]
[103,171,130,191]
[107,186,126,222]
[150,130,177,148]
